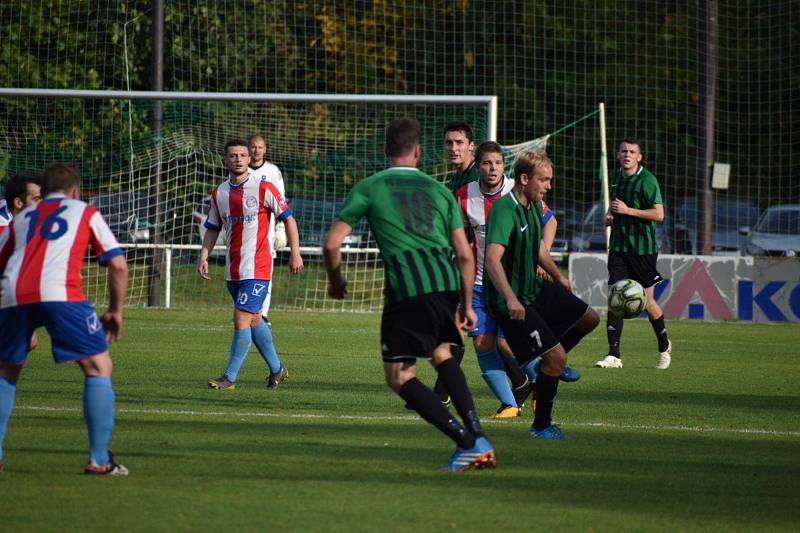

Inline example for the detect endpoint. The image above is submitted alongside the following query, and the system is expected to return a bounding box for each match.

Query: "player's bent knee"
[584,307,601,331]
[540,348,567,376]
[472,335,495,353]
[76,352,113,377]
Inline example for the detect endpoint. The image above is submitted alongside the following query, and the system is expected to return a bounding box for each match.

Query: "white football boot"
[655,340,672,370]
[595,355,623,368]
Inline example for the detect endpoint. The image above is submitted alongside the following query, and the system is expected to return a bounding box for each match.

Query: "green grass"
[2,310,799,532]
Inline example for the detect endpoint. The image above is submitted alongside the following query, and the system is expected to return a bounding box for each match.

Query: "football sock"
[224,327,253,382]
[435,358,485,438]
[476,348,517,407]
[398,378,475,449]
[433,344,465,401]
[251,320,282,374]
[499,347,528,391]
[0,377,17,463]
[512,377,532,408]
[83,376,114,466]
[607,312,624,356]
[525,361,559,431]
[650,314,670,352]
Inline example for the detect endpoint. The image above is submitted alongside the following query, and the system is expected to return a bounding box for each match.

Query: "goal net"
[0,92,493,312]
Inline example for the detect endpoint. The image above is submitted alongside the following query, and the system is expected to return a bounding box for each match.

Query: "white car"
[740,204,800,257]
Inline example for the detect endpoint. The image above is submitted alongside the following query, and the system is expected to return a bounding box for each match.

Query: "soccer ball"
[608,279,647,318]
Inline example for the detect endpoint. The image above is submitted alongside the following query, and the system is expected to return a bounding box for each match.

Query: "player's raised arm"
[323,218,352,299]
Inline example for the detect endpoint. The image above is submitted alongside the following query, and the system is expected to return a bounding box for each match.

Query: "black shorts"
[498,281,590,365]
[381,291,463,363]
[608,251,663,289]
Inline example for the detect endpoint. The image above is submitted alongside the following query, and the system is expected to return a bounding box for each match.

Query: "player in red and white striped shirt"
[198,140,303,391]
[0,163,129,475]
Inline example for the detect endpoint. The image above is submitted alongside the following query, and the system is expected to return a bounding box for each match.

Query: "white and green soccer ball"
[608,279,647,318]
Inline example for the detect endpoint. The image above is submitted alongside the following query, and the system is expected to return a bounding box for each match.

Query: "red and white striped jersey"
[0,199,10,237]
[204,171,292,281]
[455,177,553,284]
[249,161,287,253]
[0,195,123,308]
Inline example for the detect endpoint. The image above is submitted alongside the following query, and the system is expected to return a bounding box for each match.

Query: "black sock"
[513,376,532,408]
[607,313,623,356]
[435,358,484,438]
[650,314,670,352]
[499,349,528,390]
[398,378,475,449]
[432,344,465,401]
[532,372,560,431]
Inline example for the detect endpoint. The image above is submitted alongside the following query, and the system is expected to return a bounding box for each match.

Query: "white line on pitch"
[15,405,800,438]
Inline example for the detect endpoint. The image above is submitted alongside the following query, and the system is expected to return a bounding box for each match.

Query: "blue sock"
[225,328,253,382]
[251,321,281,374]
[0,377,17,463]
[476,348,517,407]
[83,376,114,466]
[523,358,541,385]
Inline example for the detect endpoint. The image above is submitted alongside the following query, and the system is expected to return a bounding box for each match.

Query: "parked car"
[673,197,759,255]
[88,191,154,244]
[548,200,592,261]
[193,195,371,253]
[291,197,370,248]
[571,202,671,253]
[739,204,800,257]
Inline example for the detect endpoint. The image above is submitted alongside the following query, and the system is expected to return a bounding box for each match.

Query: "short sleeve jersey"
[456,177,554,285]
[482,192,544,317]
[448,160,479,193]
[250,161,287,253]
[337,166,463,304]
[204,171,292,281]
[0,195,123,308]
[609,165,663,255]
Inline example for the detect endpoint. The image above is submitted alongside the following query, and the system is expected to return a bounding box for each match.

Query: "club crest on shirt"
[245,196,258,209]
[86,312,101,334]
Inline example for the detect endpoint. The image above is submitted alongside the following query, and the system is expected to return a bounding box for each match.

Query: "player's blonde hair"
[513,149,553,179]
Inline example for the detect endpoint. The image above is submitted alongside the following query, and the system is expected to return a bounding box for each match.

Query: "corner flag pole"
[599,102,611,248]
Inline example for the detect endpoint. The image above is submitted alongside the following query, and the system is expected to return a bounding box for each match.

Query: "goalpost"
[0,89,496,312]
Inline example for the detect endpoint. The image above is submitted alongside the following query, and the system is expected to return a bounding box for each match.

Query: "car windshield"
[756,208,800,235]
[90,192,149,222]
[677,199,758,229]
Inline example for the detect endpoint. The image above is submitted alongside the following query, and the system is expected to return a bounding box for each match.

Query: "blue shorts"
[468,284,505,339]
[226,279,271,313]
[0,301,108,365]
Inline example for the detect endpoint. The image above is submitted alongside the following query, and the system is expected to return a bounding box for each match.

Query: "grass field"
[1,309,799,532]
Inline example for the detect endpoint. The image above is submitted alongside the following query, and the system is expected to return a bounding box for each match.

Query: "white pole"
[0,88,497,106]
[599,102,611,248]
[164,247,172,309]
[487,96,498,141]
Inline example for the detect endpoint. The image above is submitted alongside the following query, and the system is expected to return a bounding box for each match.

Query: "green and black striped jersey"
[337,166,463,304]
[448,160,479,193]
[609,165,663,255]
[482,191,544,317]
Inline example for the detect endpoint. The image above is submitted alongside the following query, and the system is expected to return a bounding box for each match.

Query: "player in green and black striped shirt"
[596,138,673,371]
[484,150,599,440]
[324,117,495,472]
[444,122,479,193]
